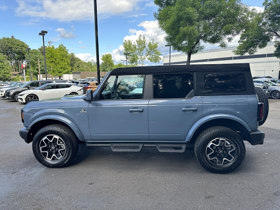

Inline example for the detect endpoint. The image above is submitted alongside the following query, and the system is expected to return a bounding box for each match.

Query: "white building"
[163,43,280,79]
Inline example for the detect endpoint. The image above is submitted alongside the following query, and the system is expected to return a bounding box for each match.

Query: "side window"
[41,81,49,86]
[45,85,54,89]
[29,81,39,87]
[204,72,246,94]
[57,84,66,88]
[153,73,193,99]
[100,75,145,100]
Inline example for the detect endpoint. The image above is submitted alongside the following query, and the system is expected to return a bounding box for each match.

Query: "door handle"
[182,107,198,112]
[129,108,144,113]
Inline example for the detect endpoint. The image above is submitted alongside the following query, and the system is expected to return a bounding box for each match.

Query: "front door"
[88,74,148,141]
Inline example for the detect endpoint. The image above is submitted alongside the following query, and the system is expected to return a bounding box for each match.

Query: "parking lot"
[0,98,280,210]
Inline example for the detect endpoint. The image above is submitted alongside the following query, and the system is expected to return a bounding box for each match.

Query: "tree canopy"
[236,0,280,57]
[123,35,161,66]
[0,36,28,71]
[101,54,114,71]
[0,53,12,80]
[154,0,248,64]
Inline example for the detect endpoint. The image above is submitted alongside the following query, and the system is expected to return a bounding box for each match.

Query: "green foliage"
[28,49,44,79]
[123,35,161,66]
[0,36,28,70]
[46,44,71,78]
[155,0,247,64]
[123,40,138,65]
[0,53,12,80]
[101,54,114,72]
[147,41,161,63]
[236,0,280,58]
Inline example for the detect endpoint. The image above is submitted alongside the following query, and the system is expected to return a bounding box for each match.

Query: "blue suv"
[19,64,267,173]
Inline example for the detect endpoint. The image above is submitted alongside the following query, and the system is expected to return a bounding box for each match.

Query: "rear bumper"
[249,130,265,145]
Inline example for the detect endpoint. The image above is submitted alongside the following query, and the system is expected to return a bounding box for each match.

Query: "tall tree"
[123,40,138,65]
[146,41,161,63]
[123,35,161,66]
[236,0,280,57]
[46,44,71,79]
[0,53,12,80]
[0,36,28,71]
[154,0,248,64]
[101,54,114,72]
[29,49,44,79]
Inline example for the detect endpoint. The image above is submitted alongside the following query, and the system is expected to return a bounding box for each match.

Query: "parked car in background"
[0,82,24,98]
[83,81,99,94]
[18,83,83,103]
[253,79,280,99]
[5,80,55,101]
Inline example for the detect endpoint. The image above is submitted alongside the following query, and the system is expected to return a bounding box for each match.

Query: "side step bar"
[85,143,188,153]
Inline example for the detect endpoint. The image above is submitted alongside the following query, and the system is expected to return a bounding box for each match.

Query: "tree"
[29,49,44,79]
[0,36,28,71]
[123,35,161,66]
[123,40,138,65]
[0,53,12,80]
[236,0,280,57]
[46,44,71,79]
[101,54,114,72]
[154,0,248,64]
[146,41,161,63]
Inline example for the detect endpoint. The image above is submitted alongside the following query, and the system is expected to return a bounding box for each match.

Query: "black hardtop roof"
[111,63,250,75]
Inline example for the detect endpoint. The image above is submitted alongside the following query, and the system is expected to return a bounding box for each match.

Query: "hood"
[24,97,88,110]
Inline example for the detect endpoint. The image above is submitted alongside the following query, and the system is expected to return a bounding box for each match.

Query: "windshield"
[20,81,31,88]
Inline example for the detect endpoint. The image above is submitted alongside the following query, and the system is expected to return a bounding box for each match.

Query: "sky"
[0,0,265,65]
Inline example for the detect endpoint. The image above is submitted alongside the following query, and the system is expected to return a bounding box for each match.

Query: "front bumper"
[19,127,32,143]
[249,130,265,145]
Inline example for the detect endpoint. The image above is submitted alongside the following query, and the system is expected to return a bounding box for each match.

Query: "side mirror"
[84,89,93,101]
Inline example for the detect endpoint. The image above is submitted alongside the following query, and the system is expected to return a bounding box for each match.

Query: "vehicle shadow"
[71,144,198,172]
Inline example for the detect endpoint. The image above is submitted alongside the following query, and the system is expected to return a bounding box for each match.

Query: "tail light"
[257,102,264,122]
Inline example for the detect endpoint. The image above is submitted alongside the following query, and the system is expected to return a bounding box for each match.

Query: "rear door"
[148,73,203,141]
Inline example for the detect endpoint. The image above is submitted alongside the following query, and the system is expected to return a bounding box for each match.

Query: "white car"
[0,82,23,97]
[17,83,83,103]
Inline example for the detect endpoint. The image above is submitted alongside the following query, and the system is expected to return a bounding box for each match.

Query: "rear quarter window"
[196,71,254,96]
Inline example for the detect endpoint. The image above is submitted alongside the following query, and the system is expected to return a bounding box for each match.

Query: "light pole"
[93,0,100,84]
[39,30,48,80]
[165,44,171,65]
[26,48,32,81]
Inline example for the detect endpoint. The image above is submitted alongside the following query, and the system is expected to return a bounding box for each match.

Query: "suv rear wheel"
[32,124,78,168]
[194,126,245,173]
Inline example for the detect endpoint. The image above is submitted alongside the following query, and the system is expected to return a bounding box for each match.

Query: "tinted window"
[100,75,145,100]
[203,73,246,94]
[153,73,193,99]
[29,81,39,87]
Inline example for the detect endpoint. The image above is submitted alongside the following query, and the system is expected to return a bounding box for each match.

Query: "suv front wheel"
[194,126,245,173]
[32,124,78,168]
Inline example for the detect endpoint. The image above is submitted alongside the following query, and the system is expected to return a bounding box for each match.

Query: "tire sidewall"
[194,126,246,174]
[32,125,78,168]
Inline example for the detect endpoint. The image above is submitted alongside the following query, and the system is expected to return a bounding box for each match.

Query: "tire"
[26,94,39,103]
[12,92,19,101]
[255,87,269,126]
[69,92,78,95]
[32,124,79,168]
[194,126,246,174]
[270,90,280,99]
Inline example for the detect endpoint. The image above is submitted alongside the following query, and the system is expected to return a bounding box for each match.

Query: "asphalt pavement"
[0,98,280,210]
